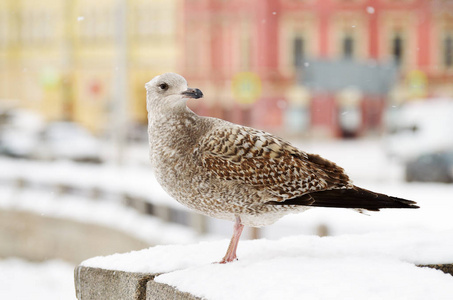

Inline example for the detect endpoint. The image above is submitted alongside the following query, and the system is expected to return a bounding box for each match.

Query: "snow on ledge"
[82,229,453,299]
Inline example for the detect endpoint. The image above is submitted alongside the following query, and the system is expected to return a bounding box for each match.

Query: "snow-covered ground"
[1,139,453,299]
[0,258,76,300]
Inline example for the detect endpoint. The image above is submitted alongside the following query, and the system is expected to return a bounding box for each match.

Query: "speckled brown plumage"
[198,126,352,200]
[146,73,418,263]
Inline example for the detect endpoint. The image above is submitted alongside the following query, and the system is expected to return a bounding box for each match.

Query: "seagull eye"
[158,83,169,91]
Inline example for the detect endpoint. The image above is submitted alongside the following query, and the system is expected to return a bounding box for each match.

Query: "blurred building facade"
[0,0,452,137]
[0,0,180,134]
[183,0,453,137]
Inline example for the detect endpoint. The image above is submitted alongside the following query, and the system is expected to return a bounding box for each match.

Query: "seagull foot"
[217,256,238,264]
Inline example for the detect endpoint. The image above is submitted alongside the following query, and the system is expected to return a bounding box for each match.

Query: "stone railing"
[74,263,453,300]
[74,233,453,300]
[75,266,200,300]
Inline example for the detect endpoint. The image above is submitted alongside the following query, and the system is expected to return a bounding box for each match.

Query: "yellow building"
[0,0,181,133]
[0,0,69,120]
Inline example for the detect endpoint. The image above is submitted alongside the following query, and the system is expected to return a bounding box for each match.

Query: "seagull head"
[145,73,203,113]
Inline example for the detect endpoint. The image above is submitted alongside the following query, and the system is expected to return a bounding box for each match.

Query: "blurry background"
[0,0,453,299]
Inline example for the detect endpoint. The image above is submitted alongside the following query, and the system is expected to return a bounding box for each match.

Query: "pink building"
[182,0,453,137]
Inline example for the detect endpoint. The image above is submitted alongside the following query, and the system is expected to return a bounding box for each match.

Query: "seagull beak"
[182,88,203,99]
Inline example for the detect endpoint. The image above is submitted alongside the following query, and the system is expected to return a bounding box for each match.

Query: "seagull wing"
[197,124,418,211]
[197,125,352,202]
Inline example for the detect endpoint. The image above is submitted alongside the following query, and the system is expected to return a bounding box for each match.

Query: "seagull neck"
[148,105,209,169]
[149,104,197,126]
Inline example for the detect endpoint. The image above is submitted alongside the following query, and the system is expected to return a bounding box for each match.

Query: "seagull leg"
[219,216,244,264]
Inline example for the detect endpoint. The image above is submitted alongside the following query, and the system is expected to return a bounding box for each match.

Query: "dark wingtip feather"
[387,195,419,209]
[269,186,419,211]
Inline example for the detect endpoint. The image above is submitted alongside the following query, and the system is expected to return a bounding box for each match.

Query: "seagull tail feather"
[269,185,419,211]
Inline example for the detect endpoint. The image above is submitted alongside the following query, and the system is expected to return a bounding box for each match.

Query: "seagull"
[146,73,419,263]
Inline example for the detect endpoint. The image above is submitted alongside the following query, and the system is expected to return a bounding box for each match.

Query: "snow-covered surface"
[82,229,453,272]
[0,258,76,300]
[158,257,452,300]
[82,230,453,299]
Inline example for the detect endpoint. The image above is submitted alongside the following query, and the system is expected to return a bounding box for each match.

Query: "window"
[20,10,54,44]
[392,34,403,65]
[293,36,305,68]
[444,35,453,68]
[342,35,354,59]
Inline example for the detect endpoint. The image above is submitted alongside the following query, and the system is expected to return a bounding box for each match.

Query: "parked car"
[384,98,453,162]
[405,151,453,183]
[35,121,103,163]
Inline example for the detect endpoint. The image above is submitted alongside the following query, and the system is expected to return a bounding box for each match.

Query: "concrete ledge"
[147,281,202,300]
[74,265,202,300]
[75,233,453,299]
[74,263,453,299]
[75,266,158,300]
[74,264,453,300]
